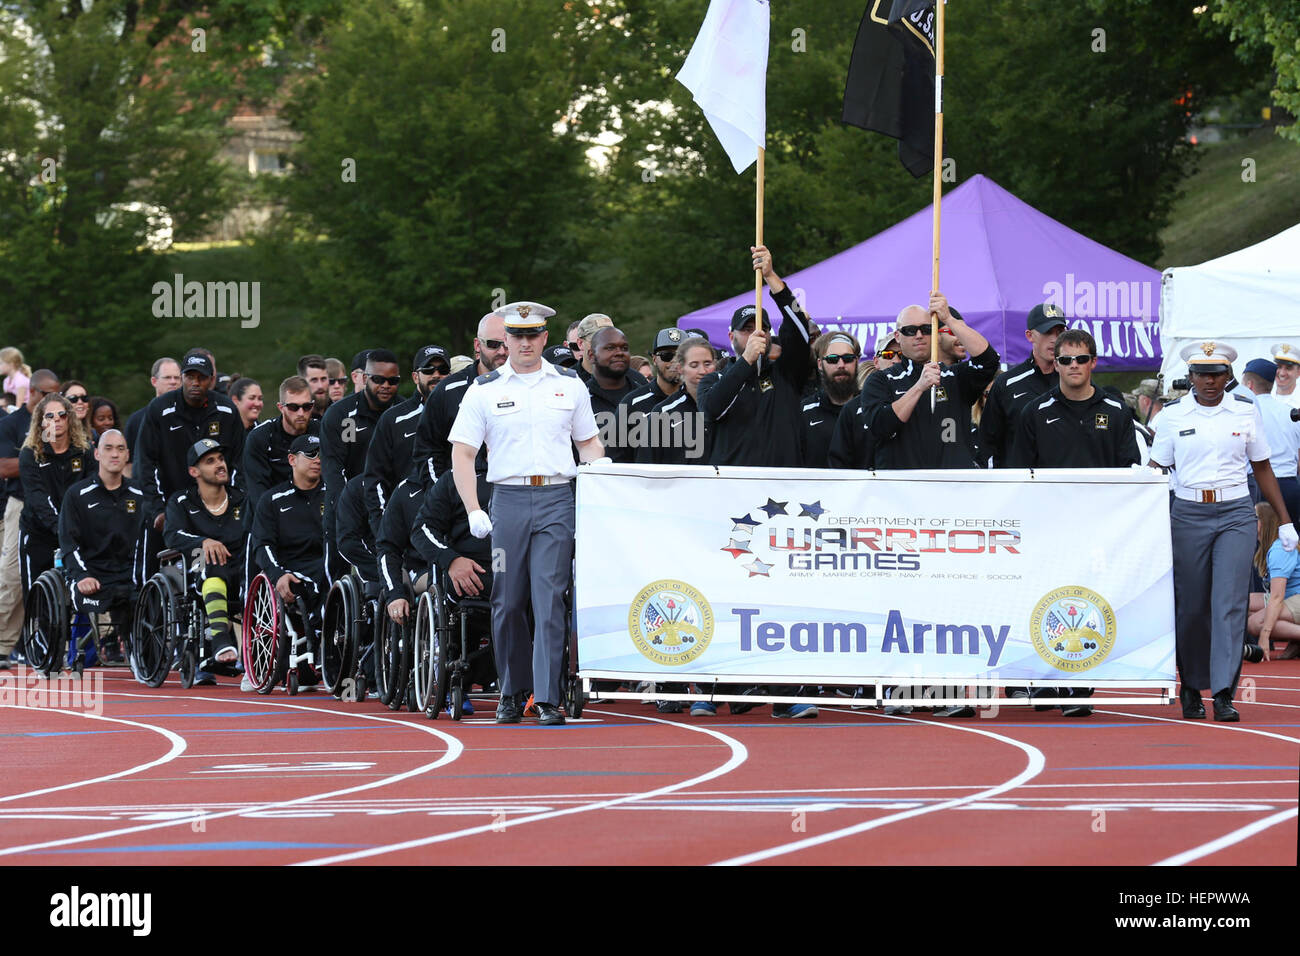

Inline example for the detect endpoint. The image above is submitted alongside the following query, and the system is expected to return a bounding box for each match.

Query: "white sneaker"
[240,673,255,692]
[637,681,657,704]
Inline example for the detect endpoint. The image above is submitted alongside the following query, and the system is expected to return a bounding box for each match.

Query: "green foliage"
[1213,0,1300,140]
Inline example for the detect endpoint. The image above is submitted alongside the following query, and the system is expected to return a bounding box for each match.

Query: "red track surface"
[2,665,1296,866]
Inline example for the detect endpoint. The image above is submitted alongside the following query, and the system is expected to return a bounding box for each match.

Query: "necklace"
[209,491,230,516]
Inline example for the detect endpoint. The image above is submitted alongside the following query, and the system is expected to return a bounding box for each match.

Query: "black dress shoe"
[1213,690,1239,722]
[1180,686,1205,720]
[535,702,566,726]
[496,694,522,724]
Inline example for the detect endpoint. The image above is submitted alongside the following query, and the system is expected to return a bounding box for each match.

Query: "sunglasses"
[280,401,314,413]
[654,351,677,362]
[294,450,320,460]
[898,325,933,337]
[419,365,450,376]
[877,349,899,361]
[44,410,69,421]
[66,394,89,403]
[566,341,581,351]
[1055,354,1095,366]
[328,377,348,386]
[822,353,857,365]
[482,339,507,351]
[368,375,402,386]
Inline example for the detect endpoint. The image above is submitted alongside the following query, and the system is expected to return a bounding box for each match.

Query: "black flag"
[842,1,939,177]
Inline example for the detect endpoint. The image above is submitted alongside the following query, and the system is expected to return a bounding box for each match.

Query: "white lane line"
[177,744,717,758]
[1153,807,1299,866]
[0,690,464,858]
[710,707,1046,866]
[294,708,749,866]
[1094,708,1300,744]
[0,705,187,803]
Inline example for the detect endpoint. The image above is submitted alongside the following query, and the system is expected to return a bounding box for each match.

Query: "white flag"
[676,0,770,174]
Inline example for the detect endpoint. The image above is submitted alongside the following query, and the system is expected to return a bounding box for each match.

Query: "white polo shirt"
[1273,386,1300,410]
[1252,392,1300,478]
[449,359,599,484]
[1150,392,1270,493]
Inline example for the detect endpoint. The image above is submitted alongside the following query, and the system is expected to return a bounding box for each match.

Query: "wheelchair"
[131,549,241,689]
[241,571,321,695]
[23,559,125,680]
[374,577,422,712]
[319,566,383,701]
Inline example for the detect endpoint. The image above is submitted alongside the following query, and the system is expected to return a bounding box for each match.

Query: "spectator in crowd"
[449,355,474,374]
[349,350,371,393]
[622,329,685,437]
[61,381,91,427]
[979,302,1064,469]
[413,312,510,485]
[19,394,97,654]
[0,393,14,413]
[0,349,31,407]
[364,345,448,536]
[587,326,640,462]
[1247,501,1300,660]
[1150,342,1296,723]
[88,397,121,444]
[1240,358,1300,521]
[124,357,180,458]
[936,323,968,365]
[0,369,59,667]
[564,319,583,355]
[630,355,653,381]
[639,336,714,467]
[801,331,862,469]
[298,354,330,416]
[230,377,264,431]
[1270,343,1300,409]
[1125,378,1165,426]
[243,376,320,513]
[572,313,611,381]
[326,358,348,404]
[859,296,998,472]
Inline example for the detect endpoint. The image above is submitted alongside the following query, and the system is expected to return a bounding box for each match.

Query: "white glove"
[1280,523,1298,552]
[583,456,612,466]
[468,510,493,539]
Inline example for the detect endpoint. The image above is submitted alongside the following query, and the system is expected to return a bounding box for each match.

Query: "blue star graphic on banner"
[721,538,752,558]
[758,498,788,518]
[731,514,761,534]
[798,501,826,520]
[744,558,774,577]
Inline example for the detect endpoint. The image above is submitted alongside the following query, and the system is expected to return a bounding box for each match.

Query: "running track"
[2,664,1296,866]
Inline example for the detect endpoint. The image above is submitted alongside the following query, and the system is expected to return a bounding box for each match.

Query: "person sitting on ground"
[1247,500,1300,660]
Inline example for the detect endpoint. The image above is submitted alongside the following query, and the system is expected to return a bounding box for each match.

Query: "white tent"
[1159,223,1300,384]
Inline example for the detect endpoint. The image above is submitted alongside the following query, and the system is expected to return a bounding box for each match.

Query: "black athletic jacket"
[799,390,850,469]
[1007,385,1141,469]
[134,390,246,519]
[243,415,321,513]
[164,485,249,565]
[59,475,147,587]
[319,389,397,541]
[363,394,424,537]
[376,478,426,594]
[635,389,709,465]
[250,479,325,587]
[413,468,493,578]
[335,474,379,584]
[413,364,479,486]
[19,444,93,542]
[698,284,813,467]
[979,357,1058,468]
[860,346,1000,469]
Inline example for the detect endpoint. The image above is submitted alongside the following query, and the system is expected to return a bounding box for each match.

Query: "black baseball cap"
[653,328,687,353]
[413,345,449,371]
[543,345,577,368]
[186,438,224,468]
[729,306,771,332]
[1027,302,1068,334]
[350,350,371,372]
[181,352,214,377]
[290,434,321,457]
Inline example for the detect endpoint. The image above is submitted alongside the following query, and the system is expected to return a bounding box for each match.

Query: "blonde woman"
[0,348,31,407]
[1247,501,1300,659]
[18,394,93,600]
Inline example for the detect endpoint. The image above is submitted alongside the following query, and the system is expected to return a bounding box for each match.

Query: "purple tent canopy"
[677,174,1162,372]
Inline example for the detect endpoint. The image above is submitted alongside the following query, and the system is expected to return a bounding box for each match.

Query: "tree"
[0,0,338,380]
[1213,0,1300,140]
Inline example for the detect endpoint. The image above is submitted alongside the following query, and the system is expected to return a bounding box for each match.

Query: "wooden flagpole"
[929,0,945,409]
[756,146,766,318]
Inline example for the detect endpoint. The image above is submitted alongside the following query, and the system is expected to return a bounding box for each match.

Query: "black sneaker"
[728,686,766,715]
[934,704,976,718]
[1061,703,1093,717]
[1242,643,1265,664]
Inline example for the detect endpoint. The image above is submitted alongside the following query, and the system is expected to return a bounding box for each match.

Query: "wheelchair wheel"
[563,628,584,718]
[383,610,412,712]
[321,575,358,697]
[374,600,396,706]
[243,573,288,695]
[133,576,176,688]
[412,592,440,716]
[450,683,465,722]
[25,569,68,676]
[179,647,197,689]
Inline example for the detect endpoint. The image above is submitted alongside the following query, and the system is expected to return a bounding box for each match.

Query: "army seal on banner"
[1030,585,1118,672]
[628,580,714,666]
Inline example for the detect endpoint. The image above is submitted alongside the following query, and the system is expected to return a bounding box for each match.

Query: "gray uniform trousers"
[488,483,574,705]
[1170,496,1253,694]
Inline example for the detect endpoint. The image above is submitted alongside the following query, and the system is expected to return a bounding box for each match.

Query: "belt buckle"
[528,475,544,487]
[1200,489,1216,503]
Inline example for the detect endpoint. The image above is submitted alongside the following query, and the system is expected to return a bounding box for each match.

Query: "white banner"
[575,465,1175,686]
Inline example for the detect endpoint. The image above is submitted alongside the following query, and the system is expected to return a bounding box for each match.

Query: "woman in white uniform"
[1149,342,1298,721]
